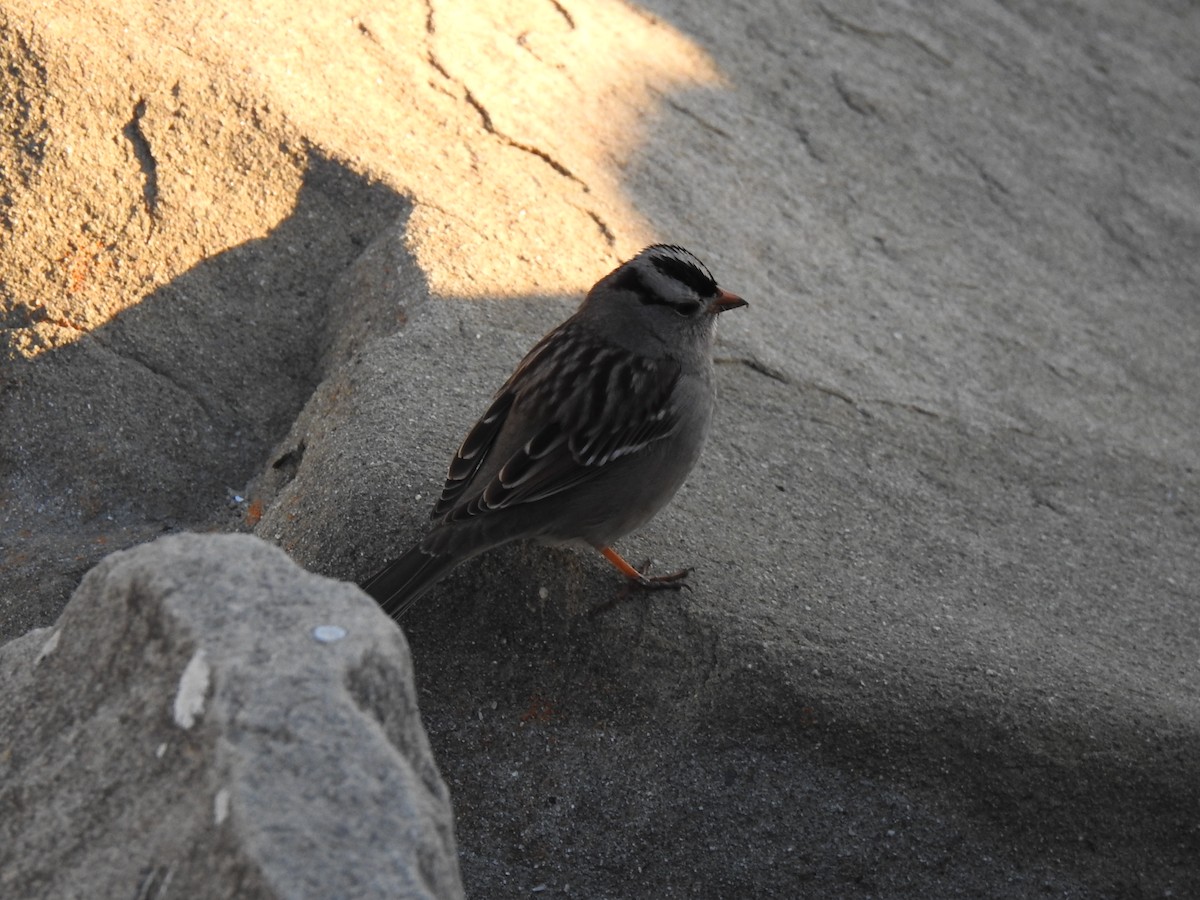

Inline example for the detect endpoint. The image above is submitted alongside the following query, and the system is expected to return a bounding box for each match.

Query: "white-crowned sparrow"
[361,244,746,618]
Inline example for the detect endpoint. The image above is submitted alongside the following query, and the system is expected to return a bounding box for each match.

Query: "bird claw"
[587,562,693,617]
[632,559,693,591]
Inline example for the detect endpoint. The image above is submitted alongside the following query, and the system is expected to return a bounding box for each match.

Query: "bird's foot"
[630,558,693,591]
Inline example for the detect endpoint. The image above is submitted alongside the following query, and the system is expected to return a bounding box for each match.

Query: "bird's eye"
[673,300,702,316]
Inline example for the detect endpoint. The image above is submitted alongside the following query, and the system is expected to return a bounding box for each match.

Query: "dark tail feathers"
[360,544,458,620]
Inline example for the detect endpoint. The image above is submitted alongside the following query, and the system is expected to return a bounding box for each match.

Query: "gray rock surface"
[2,0,1199,897]
[0,533,462,899]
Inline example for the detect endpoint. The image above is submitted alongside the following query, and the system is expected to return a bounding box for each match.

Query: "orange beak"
[708,289,748,314]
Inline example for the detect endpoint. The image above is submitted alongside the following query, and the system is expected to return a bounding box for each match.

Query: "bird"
[360,244,747,618]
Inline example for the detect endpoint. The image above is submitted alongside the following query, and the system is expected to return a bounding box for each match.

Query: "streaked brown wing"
[431,389,514,518]
[434,321,682,524]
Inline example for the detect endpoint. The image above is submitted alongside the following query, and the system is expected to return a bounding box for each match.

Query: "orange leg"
[599,546,692,590]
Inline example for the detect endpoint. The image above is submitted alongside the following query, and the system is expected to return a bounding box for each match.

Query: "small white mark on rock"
[313,625,348,643]
[173,649,210,730]
[156,742,168,759]
[538,586,549,600]
[214,788,231,825]
[35,629,61,664]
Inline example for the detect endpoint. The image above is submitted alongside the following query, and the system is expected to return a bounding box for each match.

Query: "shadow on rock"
[0,150,412,641]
